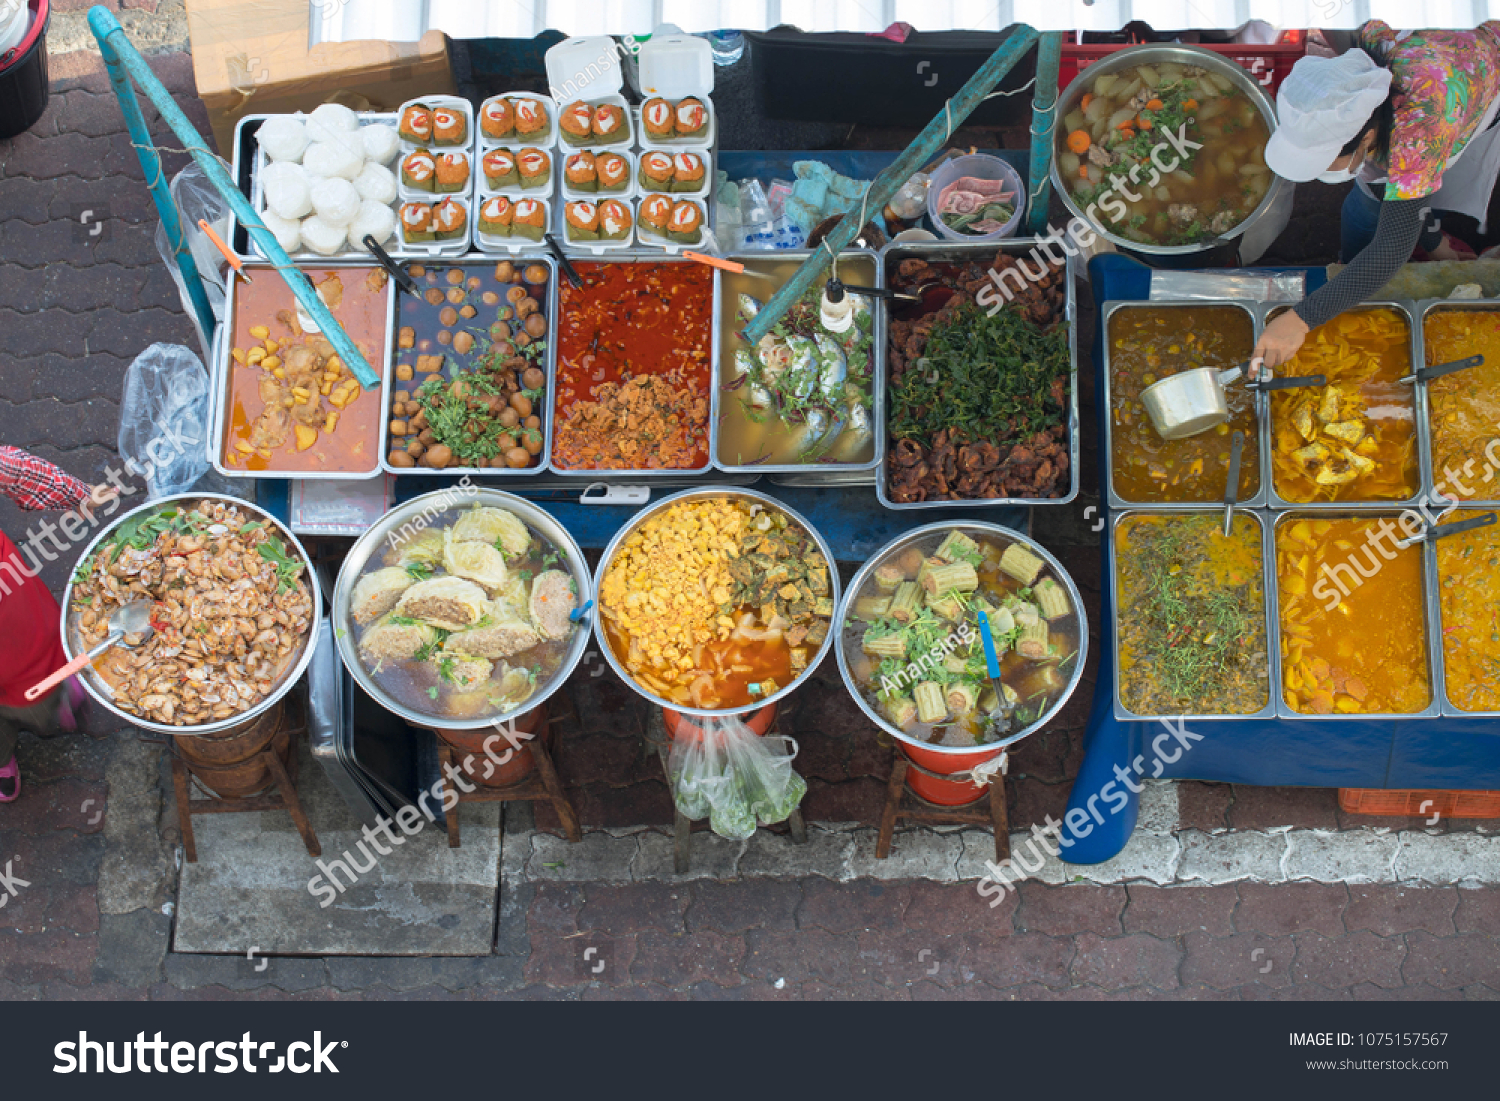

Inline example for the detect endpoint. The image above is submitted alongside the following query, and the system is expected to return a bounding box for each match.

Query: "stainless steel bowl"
[331,487,592,730]
[592,486,841,718]
[833,521,1089,753]
[59,492,322,737]
[1051,45,1287,256]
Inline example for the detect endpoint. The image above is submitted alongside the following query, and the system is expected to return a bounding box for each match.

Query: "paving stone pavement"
[2,43,1498,1001]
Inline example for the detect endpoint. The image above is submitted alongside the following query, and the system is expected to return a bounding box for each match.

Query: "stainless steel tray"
[379,255,558,478]
[210,260,394,481]
[1413,297,1500,510]
[1100,300,1269,510]
[547,255,720,479]
[1259,300,1432,512]
[875,237,1080,509]
[714,248,883,476]
[1269,509,1444,721]
[1420,505,1500,717]
[1108,508,1278,723]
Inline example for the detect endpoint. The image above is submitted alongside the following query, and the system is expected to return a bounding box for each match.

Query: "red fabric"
[0,528,66,708]
[0,447,91,512]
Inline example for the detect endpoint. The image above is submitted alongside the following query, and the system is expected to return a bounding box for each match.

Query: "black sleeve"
[1292,196,1426,331]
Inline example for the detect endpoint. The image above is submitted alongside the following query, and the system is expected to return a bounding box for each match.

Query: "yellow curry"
[1423,309,1500,502]
[1276,515,1429,715]
[1270,309,1417,504]
[1108,306,1259,504]
[1434,509,1500,711]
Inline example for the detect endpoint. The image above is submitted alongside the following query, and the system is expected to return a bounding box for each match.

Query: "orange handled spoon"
[199,218,251,283]
[26,599,154,702]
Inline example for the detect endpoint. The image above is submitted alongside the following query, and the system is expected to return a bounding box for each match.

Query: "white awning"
[310,1,1500,43]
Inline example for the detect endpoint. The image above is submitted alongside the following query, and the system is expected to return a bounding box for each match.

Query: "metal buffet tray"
[1422,506,1500,718]
[875,237,1081,509]
[715,248,883,478]
[209,260,395,481]
[1258,300,1433,513]
[1413,297,1500,510]
[379,254,559,478]
[1100,300,1270,510]
[1268,509,1444,721]
[1108,508,1279,723]
[546,255,720,480]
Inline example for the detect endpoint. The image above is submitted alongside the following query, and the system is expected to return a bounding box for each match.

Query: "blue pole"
[1025,32,1063,236]
[87,6,381,390]
[740,27,1042,348]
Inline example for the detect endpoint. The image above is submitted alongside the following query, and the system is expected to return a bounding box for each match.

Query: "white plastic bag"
[153,161,231,364]
[117,343,211,500]
[668,717,807,841]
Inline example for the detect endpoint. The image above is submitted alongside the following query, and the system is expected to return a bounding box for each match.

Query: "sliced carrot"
[1146,98,1164,110]
[1115,117,1135,129]
[1081,92,1094,110]
[1137,114,1153,130]
[1066,129,1091,155]
[1079,165,1090,179]
[1183,98,1198,109]
[1117,127,1135,141]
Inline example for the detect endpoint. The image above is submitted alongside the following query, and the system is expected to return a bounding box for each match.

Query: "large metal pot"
[59,492,322,737]
[1050,45,1287,256]
[592,487,842,719]
[834,522,1089,802]
[331,487,592,730]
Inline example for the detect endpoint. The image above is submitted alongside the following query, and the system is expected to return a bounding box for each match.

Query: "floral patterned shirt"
[1361,21,1500,200]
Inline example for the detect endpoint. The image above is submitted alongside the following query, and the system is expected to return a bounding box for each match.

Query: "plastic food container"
[474,196,552,255]
[397,146,472,204]
[635,149,710,202]
[477,145,556,200]
[553,198,635,254]
[636,196,707,253]
[636,34,716,152]
[926,153,1024,242]
[477,92,557,152]
[396,94,474,158]
[396,196,472,257]
[559,147,637,203]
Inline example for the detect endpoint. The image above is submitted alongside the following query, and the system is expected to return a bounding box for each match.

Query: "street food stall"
[69,4,1500,869]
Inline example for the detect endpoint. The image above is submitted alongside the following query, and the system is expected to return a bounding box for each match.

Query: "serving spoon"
[26,599,155,702]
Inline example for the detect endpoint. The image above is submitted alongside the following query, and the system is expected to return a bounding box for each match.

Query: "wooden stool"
[648,703,808,874]
[171,692,321,864]
[876,749,1010,863]
[432,698,582,849]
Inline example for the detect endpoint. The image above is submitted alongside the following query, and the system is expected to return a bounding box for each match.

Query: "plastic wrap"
[1148,270,1306,303]
[152,162,231,363]
[117,344,212,500]
[668,719,807,841]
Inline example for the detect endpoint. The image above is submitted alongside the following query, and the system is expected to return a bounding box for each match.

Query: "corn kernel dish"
[598,497,834,710]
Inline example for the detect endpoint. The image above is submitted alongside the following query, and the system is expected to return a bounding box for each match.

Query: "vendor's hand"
[1253,310,1310,370]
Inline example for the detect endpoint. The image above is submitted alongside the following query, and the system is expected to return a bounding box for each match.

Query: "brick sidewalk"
[1,46,1497,1001]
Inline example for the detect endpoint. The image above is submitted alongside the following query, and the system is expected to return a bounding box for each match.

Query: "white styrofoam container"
[397,146,473,204]
[635,148,710,202]
[559,148,637,203]
[477,92,558,151]
[396,94,474,157]
[636,34,715,152]
[555,198,635,253]
[476,145,555,200]
[555,92,635,151]
[396,196,473,257]
[635,196,706,253]
[474,196,551,255]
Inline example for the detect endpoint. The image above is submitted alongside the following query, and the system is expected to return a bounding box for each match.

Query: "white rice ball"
[360,124,400,165]
[260,161,311,220]
[309,177,361,227]
[300,216,348,256]
[353,161,397,205]
[303,139,364,181]
[256,207,302,253]
[305,102,361,145]
[258,115,308,163]
[350,199,396,247]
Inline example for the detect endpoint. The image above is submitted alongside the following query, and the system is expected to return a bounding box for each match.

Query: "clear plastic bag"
[153,161,232,364]
[668,717,808,841]
[117,343,212,500]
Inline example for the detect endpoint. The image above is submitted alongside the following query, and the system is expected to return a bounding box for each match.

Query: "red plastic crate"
[1338,789,1500,820]
[1059,42,1306,96]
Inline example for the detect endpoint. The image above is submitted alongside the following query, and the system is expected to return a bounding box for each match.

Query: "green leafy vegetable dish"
[840,527,1081,746]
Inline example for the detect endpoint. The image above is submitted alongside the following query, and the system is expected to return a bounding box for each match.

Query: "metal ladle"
[26,599,155,702]
[1141,363,1327,440]
[1222,430,1245,537]
[1400,354,1485,385]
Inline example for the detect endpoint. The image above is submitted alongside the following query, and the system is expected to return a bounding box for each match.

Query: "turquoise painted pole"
[1025,32,1063,236]
[740,27,1041,348]
[87,6,381,390]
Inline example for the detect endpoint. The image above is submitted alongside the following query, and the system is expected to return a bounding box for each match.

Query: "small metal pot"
[1140,365,1243,440]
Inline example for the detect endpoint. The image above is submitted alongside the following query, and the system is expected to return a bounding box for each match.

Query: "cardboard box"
[185,0,454,154]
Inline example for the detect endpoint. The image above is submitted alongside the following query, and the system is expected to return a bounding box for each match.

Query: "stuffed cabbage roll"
[451,505,532,558]
[358,613,438,663]
[351,567,414,624]
[443,528,510,594]
[394,576,489,630]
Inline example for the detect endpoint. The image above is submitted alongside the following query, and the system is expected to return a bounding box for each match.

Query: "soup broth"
[1108,306,1259,502]
[1059,60,1271,246]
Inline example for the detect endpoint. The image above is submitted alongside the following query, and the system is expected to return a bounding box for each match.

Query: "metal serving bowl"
[331,487,592,730]
[833,521,1089,753]
[59,492,322,737]
[592,486,842,718]
[1050,44,1287,256]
